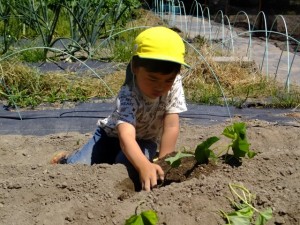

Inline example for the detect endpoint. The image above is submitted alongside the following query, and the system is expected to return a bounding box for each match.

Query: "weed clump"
[0,60,124,108]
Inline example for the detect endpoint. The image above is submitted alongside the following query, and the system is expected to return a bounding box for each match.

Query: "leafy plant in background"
[18,48,45,62]
[0,0,14,54]
[125,201,159,225]
[11,0,62,59]
[110,28,140,62]
[0,0,140,60]
[61,0,128,59]
[0,61,119,108]
[220,183,273,225]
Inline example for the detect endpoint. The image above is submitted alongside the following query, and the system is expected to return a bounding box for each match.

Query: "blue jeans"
[66,127,158,166]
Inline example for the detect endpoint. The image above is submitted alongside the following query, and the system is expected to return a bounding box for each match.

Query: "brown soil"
[0,118,299,225]
[156,154,219,186]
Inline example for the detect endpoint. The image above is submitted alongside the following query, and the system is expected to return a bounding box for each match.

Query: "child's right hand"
[138,162,164,191]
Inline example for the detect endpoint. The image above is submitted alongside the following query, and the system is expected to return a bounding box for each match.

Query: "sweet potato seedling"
[161,151,194,186]
[220,183,273,225]
[194,122,256,164]
[221,122,256,162]
[194,136,219,164]
[125,202,159,225]
[165,151,194,169]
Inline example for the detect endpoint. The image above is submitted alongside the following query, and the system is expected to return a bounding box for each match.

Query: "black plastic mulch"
[0,102,297,136]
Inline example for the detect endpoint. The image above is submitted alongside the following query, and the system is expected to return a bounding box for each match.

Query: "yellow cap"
[133,26,189,67]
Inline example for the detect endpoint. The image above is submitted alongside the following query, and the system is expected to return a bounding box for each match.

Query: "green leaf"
[223,122,253,159]
[225,207,253,225]
[232,138,250,158]
[194,136,219,164]
[222,124,236,139]
[125,210,158,225]
[226,215,251,225]
[165,152,194,168]
[255,208,273,225]
[140,210,159,225]
[227,206,253,217]
[247,150,256,158]
[125,214,143,225]
[223,122,246,141]
[222,203,255,225]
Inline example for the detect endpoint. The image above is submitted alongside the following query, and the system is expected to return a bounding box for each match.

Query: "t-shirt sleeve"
[115,86,137,127]
[165,75,187,114]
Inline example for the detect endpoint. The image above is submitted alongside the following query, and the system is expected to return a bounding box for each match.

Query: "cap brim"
[137,54,190,68]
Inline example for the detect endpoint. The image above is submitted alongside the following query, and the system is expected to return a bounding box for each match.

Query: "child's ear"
[131,61,137,75]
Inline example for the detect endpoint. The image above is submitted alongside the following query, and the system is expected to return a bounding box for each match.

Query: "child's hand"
[138,162,164,191]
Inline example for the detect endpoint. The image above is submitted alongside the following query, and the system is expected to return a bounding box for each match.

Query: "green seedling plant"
[163,137,220,174]
[125,201,159,225]
[221,122,256,162]
[194,136,219,164]
[161,151,194,185]
[163,122,256,183]
[220,183,273,225]
[171,122,255,165]
[165,151,194,169]
[195,122,257,164]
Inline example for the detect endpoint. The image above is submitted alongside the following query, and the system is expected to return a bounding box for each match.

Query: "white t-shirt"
[98,75,187,143]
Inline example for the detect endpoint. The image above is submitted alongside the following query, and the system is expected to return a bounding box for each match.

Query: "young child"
[51,26,189,191]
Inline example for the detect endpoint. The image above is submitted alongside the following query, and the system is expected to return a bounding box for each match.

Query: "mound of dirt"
[0,119,299,225]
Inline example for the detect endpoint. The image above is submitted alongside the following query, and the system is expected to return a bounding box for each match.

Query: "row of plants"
[125,183,273,225]
[0,60,126,108]
[125,184,273,225]
[125,122,273,225]
[0,0,141,60]
[1,7,300,109]
[183,39,300,109]
[1,54,300,109]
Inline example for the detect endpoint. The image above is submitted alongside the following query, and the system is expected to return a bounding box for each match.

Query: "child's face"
[133,67,177,99]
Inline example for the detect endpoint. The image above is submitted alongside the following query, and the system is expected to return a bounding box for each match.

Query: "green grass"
[0,60,124,108]
[19,48,45,62]
[1,55,299,109]
[183,42,300,108]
